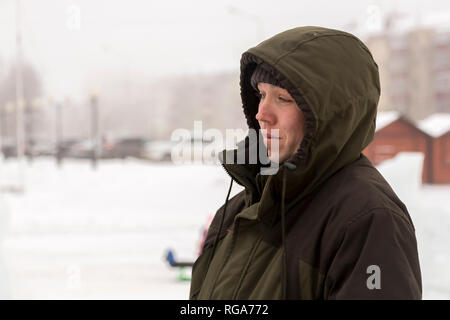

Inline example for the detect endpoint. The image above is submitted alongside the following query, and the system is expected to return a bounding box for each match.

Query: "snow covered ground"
[0,153,449,299]
[0,157,243,299]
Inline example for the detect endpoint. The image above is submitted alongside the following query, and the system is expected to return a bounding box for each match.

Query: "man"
[189,26,422,299]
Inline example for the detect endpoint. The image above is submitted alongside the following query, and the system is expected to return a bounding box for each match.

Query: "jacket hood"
[220,26,380,212]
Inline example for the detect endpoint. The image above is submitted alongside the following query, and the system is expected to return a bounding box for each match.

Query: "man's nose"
[255,99,276,125]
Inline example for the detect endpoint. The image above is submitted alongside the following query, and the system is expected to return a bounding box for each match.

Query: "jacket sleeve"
[325,208,422,299]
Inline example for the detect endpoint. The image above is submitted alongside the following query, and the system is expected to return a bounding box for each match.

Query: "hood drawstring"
[204,177,234,290]
[204,161,295,299]
[281,161,297,299]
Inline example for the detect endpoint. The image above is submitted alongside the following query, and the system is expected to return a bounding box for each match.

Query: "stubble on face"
[256,83,306,163]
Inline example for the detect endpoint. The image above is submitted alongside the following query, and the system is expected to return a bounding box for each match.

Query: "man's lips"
[264,134,281,139]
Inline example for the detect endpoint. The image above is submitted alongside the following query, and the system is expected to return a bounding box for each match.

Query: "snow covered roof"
[418,113,450,138]
[375,111,401,132]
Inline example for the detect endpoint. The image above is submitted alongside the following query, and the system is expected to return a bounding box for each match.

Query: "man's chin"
[267,151,283,164]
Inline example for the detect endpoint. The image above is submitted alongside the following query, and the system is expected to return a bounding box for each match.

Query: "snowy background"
[0,152,449,299]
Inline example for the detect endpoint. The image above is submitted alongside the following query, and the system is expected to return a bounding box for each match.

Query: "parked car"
[0,138,38,158]
[105,137,149,159]
[143,136,221,163]
[66,139,98,159]
[31,140,56,157]
[143,140,177,161]
[59,139,83,157]
[1,139,17,159]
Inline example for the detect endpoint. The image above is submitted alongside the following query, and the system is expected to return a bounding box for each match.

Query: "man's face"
[255,82,306,163]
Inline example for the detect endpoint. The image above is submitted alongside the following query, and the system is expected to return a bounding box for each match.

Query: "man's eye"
[258,92,265,99]
[279,96,291,102]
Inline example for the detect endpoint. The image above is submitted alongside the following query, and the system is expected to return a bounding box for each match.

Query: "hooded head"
[220,26,380,206]
[250,63,307,164]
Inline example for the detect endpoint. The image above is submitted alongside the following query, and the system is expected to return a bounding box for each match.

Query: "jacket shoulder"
[317,155,414,230]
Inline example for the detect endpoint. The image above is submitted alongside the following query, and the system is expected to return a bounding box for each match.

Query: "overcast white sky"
[0,0,449,100]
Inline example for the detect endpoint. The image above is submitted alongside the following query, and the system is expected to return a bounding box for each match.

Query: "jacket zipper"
[221,162,243,186]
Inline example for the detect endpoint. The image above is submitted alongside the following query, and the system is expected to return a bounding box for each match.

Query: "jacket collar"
[219,135,289,227]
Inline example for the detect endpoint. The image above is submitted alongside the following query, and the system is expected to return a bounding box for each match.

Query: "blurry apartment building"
[364,13,450,121]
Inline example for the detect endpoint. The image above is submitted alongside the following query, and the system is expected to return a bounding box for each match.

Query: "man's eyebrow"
[257,85,289,95]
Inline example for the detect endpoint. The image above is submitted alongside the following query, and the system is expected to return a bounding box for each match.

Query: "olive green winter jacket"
[189,26,422,300]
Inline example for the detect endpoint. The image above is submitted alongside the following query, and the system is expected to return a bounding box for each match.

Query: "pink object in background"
[197,214,214,256]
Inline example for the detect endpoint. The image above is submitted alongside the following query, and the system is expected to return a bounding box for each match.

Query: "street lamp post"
[0,103,5,160]
[26,98,41,164]
[90,92,99,169]
[14,0,25,193]
[227,5,265,41]
[55,100,63,167]
[2,102,15,159]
